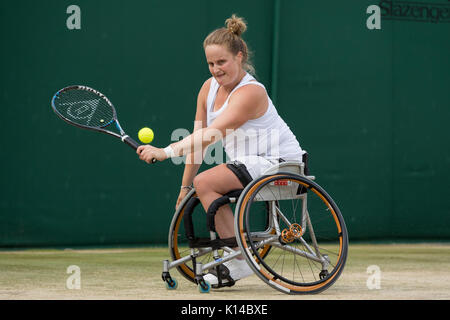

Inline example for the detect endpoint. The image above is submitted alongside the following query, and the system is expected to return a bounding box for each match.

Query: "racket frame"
[51,85,140,150]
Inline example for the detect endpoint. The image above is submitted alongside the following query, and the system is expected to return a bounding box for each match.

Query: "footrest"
[209,264,236,289]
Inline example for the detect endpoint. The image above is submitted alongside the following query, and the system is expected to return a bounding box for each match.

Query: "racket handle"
[123,136,140,150]
[123,136,157,163]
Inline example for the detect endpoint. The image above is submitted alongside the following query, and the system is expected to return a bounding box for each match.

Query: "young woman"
[137,15,304,286]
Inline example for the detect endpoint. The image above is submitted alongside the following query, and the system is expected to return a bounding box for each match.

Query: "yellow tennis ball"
[138,127,154,144]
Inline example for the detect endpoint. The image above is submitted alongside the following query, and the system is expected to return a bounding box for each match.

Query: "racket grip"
[123,136,157,163]
[123,136,140,150]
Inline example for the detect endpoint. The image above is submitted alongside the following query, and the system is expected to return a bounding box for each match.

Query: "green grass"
[1,244,449,300]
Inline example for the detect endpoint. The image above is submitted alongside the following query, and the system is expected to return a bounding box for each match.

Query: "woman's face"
[205,44,243,87]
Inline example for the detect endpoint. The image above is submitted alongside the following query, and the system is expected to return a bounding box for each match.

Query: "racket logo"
[72,104,90,116]
[64,99,100,125]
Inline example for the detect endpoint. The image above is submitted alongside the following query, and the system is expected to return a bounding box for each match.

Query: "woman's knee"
[193,164,243,197]
[193,164,228,196]
[193,171,209,195]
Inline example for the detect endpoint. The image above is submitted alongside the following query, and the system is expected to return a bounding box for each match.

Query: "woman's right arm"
[176,79,211,208]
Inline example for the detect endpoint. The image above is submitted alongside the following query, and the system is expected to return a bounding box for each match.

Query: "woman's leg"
[194,164,255,283]
[193,164,243,240]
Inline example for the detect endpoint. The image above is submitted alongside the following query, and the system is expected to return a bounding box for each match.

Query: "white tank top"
[206,73,304,161]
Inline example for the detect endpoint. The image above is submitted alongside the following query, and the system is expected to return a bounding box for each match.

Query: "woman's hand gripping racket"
[51,85,156,163]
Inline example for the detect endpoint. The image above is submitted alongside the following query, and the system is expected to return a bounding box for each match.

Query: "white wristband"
[163,145,175,158]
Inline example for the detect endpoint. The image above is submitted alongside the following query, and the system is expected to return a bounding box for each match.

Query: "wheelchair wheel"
[168,189,273,284]
[234,173,348,294]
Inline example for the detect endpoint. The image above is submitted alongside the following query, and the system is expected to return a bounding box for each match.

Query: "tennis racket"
[51,85,155,162]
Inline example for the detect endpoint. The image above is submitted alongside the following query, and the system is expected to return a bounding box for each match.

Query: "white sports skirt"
[229,155,282,180]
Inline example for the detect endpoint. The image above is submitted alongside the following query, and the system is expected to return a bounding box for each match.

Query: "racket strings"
[53,89,115,128]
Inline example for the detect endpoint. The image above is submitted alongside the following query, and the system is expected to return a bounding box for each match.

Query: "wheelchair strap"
[181,193,240,248]
[188,236,238,249]
[206,189,243,232]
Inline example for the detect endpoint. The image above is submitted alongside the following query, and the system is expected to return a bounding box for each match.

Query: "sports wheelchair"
[161,154,348,294]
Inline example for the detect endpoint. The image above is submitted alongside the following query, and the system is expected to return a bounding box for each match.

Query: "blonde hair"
[203,14,255,75]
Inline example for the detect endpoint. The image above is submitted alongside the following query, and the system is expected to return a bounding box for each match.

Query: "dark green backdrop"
[1,0,449,247]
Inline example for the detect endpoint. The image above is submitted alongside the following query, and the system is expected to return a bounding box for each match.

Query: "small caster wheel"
[319,270,329,279]
[165,278,178,290]
[162,271,178,290]
[198,280,211,293]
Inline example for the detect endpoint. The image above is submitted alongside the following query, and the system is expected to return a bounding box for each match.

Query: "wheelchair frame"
[162,159,348,294]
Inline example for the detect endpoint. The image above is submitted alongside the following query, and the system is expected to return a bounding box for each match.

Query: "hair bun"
[225,14,247,37]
